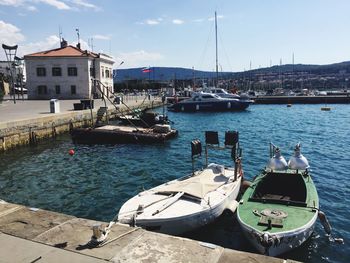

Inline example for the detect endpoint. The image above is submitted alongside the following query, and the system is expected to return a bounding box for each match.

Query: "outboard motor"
[267,147,288,170]
[288,144,309,169]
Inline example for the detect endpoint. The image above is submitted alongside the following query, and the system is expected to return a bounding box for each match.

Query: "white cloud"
[36,0,71,10]
[141,17,163,25]
[0,0,24,6]
[26,5,37,11]
[172,19,184,25]
[92,34,111,40]
[0,0,99,11]
[146,19,160,25]
[0,20,25,46]
[69,0,100,11]
[115,50,164,68]
[19,35,60,56]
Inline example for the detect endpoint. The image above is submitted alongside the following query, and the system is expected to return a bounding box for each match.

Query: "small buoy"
[68,149,75,156]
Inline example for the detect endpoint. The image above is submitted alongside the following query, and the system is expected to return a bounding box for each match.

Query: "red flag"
[142,67,151,73]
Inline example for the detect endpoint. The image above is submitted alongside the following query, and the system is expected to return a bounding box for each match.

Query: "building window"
[101,67,105,78]
[55,85,60,94]
[105,69,110,78]
[52,67,62,76]
[37,85,47,94]
[68,67,77,76]
[36,67,46,76]
[71,85,76,95]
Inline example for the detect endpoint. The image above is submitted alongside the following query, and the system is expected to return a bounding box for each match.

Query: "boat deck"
[96,125,149,132]
[238,169,319,234]
[71,124,178,144]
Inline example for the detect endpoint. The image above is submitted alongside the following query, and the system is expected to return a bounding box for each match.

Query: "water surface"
[0,104,349,262]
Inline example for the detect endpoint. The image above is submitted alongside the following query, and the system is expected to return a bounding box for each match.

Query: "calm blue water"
[0,104,349,262]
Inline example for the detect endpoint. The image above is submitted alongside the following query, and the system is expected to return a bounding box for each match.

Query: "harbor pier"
[253,95,350,104]
[0,200,298,263]
[0,96,162,151]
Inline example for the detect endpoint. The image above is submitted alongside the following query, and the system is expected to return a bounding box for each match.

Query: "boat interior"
[250,171,307,206]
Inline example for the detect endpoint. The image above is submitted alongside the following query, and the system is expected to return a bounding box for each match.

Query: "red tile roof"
[24,45,99,58]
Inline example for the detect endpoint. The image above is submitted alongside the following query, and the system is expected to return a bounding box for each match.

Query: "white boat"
[202,87,254,103]
[168,91,250,112]
[118,131,243,235]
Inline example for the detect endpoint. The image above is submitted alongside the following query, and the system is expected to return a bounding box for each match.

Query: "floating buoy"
[68,149,75,156]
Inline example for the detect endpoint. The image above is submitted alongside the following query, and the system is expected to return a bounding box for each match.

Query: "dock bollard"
[91,224,107,244]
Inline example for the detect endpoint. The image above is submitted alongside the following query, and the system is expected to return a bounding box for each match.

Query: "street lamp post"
[2,44,18,104]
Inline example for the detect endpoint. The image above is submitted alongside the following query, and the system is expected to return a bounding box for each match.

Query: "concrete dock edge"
[0,200,299,263]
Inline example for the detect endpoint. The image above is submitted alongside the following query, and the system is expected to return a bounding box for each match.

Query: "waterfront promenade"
[0,95,157,123]
[0,199,298,263]
[0,95,162,151]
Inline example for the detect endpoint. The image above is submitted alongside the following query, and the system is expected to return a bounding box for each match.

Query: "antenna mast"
[215,11,219,88]
[59,26,62,42]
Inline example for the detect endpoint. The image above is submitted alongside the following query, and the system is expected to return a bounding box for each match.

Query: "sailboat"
[168,12,252,112]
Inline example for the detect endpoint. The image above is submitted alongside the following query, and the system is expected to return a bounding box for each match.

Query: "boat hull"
[118,167,242,235]
[168,100,250,112]
[238,212,317,256]
[134,192,238,235]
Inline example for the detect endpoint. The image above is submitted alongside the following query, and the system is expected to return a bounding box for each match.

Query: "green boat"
[237,144,319,256]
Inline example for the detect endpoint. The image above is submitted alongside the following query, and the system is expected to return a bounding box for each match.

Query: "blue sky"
[1,0,350,72]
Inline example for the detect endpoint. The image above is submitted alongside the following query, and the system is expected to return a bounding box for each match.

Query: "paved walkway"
[0,94,160,124]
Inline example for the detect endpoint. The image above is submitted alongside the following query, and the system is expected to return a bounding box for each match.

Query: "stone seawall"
[0,101,162,151]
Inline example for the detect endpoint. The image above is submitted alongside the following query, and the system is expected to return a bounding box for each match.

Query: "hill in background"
[114,61,350,82]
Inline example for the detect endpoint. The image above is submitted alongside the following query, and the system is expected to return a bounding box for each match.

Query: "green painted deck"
[237,169,319,234]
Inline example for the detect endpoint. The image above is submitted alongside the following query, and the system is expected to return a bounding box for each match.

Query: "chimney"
[61,38,68,48]
[76,43,81,50]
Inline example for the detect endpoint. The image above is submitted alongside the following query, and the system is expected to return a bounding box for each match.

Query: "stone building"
[24,41,114,99]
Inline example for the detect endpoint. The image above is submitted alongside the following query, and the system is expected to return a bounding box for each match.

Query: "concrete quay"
[0,200,298,263]
[253,95,350,104]
[0,95,162,151]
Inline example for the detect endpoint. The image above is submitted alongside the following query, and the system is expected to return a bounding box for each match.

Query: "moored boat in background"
[168,92,251,112]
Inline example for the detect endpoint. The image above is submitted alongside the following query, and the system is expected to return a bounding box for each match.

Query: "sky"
[1,0,350,72]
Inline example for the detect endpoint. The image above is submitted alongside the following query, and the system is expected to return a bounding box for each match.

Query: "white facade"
[24,45,114,100]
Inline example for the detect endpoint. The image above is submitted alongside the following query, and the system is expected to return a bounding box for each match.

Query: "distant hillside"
[114,67,230,82]
[240,61,350,76]
[113,61,350,82]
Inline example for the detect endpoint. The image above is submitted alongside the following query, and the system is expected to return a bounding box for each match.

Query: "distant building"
[0,61,10,76]
[24,40,114,99]
[0,60,25,95]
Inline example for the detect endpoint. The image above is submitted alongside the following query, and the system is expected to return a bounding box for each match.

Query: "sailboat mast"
[215,11,219,88]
